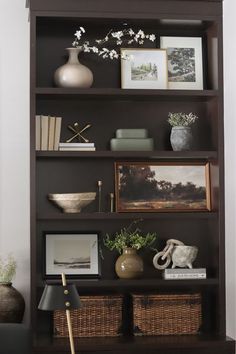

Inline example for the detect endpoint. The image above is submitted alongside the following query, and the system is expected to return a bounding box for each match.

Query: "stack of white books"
[163,268,207,280]
[35,115,62,151]
[59,142,96,151]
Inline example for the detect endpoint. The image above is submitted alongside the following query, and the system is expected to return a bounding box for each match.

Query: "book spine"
[41,115,49,151]
[48,116,56,151]
[54,117,62,151]
[35,115,41,150]
[164,273,206,279]
[59,143,95,147]
[59,147,96,151]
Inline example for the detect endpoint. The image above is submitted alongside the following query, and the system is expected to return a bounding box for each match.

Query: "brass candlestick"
[110,193,114,212]
[97,180,102,212]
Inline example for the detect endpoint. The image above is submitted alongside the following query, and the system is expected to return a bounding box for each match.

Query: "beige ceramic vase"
[115,248,144,279]
[54,47,93,88]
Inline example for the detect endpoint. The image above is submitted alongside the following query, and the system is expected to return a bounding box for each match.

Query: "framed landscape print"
[44,232,100,278]
[121,48,168,89]
[115,162,211,212]
[160,36,203,90]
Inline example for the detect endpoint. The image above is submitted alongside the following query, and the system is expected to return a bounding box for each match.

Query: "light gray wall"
[0,0,30,323]
[0,0,235,335]
[224,0,236,338]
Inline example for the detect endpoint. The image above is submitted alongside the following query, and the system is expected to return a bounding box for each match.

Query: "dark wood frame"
[28,0,235,353]
[115,161,211,212]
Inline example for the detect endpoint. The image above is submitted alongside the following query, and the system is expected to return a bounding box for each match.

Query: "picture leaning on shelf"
[160,36,204,90]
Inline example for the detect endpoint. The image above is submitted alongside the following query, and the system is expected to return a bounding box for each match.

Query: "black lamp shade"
[38,284,81,311]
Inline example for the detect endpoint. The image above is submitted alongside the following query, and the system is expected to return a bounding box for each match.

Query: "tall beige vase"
[115,248,144,279]
[54,47,93,88]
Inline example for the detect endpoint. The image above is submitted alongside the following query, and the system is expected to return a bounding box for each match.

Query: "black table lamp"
[38,273,81,354]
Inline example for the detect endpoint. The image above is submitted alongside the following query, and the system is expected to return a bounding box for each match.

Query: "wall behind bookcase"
[0,0,30,324]
[0,0,235,335]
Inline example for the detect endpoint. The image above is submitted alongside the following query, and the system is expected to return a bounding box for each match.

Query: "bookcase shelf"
[37,211,218,221]
[36,150,218,159]
[29,0,235,353]
[33,335,234,353]
[35,87,219,101]
[38,277,219,289]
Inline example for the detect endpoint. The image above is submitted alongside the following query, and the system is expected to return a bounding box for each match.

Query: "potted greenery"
[0,255,25,323]
[168,112,198,151]
[104,220,157,279]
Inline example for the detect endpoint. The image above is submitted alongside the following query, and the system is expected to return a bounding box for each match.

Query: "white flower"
[128,28,135,36]
[149,34,156,42]
[137,30,145,39]
[73,26,157,60]
[112,31,123,40]
[74,30,82,40]
[92,46,99,53]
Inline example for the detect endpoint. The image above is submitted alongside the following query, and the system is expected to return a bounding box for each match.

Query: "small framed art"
[160,36,203,90]
[44,232,100,278]
[115,162,211,212]
[121,48,168,89]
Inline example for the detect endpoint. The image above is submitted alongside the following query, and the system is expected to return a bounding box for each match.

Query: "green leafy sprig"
[168,112,198,127]
[104,220,157,254]
[0,254,16,283]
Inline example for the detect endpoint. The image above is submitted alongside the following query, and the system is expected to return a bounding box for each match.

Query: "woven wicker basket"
[132,293,202,336]
[54,295,123,338]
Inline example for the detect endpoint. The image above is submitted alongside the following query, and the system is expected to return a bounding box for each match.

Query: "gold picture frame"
[115,162,211,212]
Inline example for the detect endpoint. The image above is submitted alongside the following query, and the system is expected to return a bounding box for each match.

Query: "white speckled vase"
[170,126,193,151]
[54,47,93,88]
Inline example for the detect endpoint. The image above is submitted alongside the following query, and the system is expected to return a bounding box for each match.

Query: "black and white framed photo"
[160,36,203,90]
[121,48,168,89]
[44,232,100,278]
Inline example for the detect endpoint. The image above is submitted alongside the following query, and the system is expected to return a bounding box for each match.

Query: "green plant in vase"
[0,254,25,323]
[0,254,16,283]
[104,220,157,279]
[168,112,199,151]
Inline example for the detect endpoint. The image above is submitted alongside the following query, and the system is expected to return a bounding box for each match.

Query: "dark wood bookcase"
[28,0,235,353]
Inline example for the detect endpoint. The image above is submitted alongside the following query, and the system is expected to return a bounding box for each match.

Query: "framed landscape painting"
[44,232,100,278]
[160,36,203,90]
[121,48,168,89]
[115,162,211,212]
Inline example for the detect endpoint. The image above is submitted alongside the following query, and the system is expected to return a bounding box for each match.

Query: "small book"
[59,147,96,151]
[48,116,56,151]
[35,115,41,150]
[163,268,207,280]
[59,142,95,148]
[41,115,49,151]
[54,117,62,151]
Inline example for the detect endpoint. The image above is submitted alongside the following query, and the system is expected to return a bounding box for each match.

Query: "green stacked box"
[110,129,154,151]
